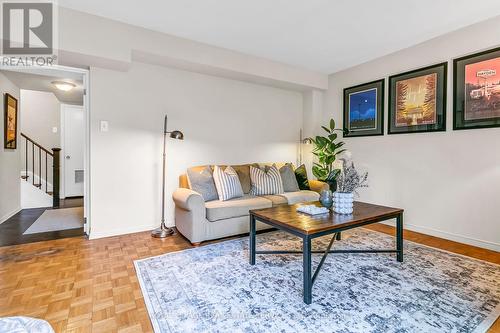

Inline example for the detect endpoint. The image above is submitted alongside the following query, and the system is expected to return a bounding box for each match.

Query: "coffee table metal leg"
[249,214,256,265]
[396,213,403,262]
[303,236,312,304]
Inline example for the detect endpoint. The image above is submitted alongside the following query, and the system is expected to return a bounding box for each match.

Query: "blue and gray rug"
[134,229,500,333]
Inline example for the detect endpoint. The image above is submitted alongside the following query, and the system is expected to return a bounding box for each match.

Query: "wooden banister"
[52,148,61,208]
[20,133,60,208]
[21,133,53,156]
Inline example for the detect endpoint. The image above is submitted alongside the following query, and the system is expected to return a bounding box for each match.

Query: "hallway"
[0,198,84,247]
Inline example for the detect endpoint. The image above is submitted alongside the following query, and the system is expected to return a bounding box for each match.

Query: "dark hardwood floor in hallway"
[0,224,498,332]
[0,198,85,247]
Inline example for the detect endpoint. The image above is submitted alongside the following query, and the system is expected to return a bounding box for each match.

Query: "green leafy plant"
[310,119,346,184]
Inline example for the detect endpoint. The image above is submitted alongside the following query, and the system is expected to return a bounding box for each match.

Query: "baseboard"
[88,223,164,240]
[381,221,500,252]
[0,207,21,224]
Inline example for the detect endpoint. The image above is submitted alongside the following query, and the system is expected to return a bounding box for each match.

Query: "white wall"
[0,72,21,223]
[302,90,323,173]
[20,90,61,150]
[324,17,500,251]
[89,62,302,238]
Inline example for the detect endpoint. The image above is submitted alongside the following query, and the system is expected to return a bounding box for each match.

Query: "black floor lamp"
[152,115,184,238]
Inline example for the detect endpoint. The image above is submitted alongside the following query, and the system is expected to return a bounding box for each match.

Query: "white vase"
[333,192,354,214]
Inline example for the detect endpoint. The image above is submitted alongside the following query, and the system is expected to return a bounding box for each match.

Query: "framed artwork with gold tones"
[4,93,18,149]
[388,62,447,134]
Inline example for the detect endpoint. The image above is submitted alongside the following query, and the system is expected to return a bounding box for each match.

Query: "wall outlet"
[100,120,109,132]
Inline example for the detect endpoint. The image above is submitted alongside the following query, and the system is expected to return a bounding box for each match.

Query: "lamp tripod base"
[151,223,176,238]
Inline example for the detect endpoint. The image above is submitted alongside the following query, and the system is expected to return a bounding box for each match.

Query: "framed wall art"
[343,79,384,137]
[453,47,500,130]
[4,93,18,149]
[388,62,447,134]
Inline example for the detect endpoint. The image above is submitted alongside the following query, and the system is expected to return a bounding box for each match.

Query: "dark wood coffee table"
[249,201,404,304]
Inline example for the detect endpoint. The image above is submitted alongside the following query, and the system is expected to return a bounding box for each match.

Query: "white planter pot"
[333,192,354,214]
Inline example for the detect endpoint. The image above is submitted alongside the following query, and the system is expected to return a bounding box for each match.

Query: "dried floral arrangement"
[336,160,368,195]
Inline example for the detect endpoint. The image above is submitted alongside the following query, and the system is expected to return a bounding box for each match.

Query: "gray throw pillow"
[186,166,219,201]
[279,164,300,192]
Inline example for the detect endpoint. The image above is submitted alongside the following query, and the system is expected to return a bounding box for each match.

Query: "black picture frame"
[4,93,18,149]
[343,79,384,137]
[453,47,500,130]
[388,62,447,134]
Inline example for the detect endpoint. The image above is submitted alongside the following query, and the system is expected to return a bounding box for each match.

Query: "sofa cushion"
[279,190,319,205]
[186,166,218,201]
[231,165,252,194]
[213,166,244,201]
[205,195,272,222]
[255,162,290,170]
[294,164,311,190]
[261,195,288,207]
[212,164,252,194]
[250,165,284,195]
[279,163,300,192]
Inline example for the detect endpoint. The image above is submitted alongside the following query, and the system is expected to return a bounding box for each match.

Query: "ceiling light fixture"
[52,81,76,92]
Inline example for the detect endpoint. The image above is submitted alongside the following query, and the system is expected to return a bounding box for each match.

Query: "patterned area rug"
[135,229,500,333]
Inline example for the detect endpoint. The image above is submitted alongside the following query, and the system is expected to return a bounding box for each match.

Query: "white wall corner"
[0,207,21,224]
[302,89,323,175]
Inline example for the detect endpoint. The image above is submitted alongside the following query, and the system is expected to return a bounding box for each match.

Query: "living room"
[0,1,499,332]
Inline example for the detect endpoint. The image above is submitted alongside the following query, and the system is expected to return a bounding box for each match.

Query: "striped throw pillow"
[250,165,284,195]
[213,165,244,201]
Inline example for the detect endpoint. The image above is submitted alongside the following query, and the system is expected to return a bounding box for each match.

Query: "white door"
[63,105,85,197]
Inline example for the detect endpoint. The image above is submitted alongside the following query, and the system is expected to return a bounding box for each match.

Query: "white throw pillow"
[250,165,284,195]
[213,165,244,201]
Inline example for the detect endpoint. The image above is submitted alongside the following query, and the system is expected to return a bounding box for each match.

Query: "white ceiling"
[59,0,500,74]
[1,70,84,105]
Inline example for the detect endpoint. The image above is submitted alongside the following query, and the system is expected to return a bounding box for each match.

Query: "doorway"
[0,65,90,246]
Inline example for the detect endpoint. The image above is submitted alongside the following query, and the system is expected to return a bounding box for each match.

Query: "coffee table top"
[250,201,403,235]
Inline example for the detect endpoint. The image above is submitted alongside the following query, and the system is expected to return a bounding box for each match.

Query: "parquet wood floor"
[0,225,498,332]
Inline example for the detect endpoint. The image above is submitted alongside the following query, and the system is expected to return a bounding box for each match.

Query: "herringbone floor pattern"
[0,225,498,332]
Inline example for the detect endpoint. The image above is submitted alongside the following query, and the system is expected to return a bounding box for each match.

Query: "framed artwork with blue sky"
[343,79,384,137]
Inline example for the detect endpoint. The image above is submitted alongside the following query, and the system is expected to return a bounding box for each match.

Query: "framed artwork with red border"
[453,47,500,130]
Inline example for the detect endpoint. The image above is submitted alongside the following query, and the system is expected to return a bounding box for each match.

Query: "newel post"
[52,148,61,208]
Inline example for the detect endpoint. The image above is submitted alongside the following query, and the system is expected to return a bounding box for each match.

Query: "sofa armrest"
[173,188,208,244]
[309,180,329,193]
[172,188,205,211]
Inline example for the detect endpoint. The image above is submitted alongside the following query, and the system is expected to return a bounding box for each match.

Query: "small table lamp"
[152,115,184,238]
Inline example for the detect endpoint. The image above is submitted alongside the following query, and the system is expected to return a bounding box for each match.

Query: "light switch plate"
[100,120,109,132]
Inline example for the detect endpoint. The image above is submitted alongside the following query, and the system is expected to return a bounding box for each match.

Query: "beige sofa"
[173,163,328,245]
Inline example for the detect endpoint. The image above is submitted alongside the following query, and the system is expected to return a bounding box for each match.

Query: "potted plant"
[333,161,368,214]
[310,119,346,192]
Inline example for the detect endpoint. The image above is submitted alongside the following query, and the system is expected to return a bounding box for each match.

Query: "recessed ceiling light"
[52,81,76,92]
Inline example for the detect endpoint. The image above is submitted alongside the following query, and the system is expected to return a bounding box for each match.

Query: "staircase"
[20,133,61,208]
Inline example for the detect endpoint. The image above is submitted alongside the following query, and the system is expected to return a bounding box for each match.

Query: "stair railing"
[20,133,60,208]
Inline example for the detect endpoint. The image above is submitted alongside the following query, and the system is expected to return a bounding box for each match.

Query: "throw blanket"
[0,316,54,333]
